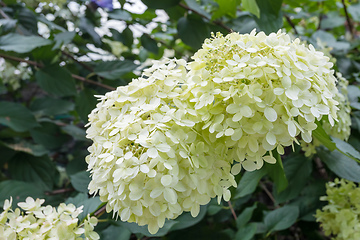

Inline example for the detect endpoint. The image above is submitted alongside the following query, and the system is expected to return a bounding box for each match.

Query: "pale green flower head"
[86,58,236,234]
[315,179,360,240]
[187,29,340,171]
[0,197,99,240]
[301,72,351,157]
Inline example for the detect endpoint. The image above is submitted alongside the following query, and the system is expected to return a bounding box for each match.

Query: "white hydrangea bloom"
[187,30,339,171]
[301,72,351,156]
[86,58,236,234]
[0,197,99,240]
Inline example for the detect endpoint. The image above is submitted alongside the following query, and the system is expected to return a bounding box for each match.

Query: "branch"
[0,53,43,67]
[314,157,329,180]
[228,201,237,220]
[284,15,299,35]
[342,0,354,38]
[45,188,74,195]
[72,74,115,90]
[61,50,94,72]
[0,53,115,90]
[260,182,278,208]
[179,2,232,33]
[94,205,107,218]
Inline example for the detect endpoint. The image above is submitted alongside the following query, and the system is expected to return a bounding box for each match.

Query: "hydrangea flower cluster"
[86,30,341,234]
[301,72,351,156]
[86,59,236,234]
[315,179,360,240]
[0,197,99,240]
[187,30,339,170]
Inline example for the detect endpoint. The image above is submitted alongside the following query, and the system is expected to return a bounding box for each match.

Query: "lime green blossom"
[187,30,339,171]
[86,58,236,234]
[0,197,99,240]
[301,72,351,157]
[315,179,360,240]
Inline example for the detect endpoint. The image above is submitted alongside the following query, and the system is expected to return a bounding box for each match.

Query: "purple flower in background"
[92,0,113,10]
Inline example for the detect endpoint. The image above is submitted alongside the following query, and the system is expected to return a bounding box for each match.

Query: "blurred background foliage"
[0,0,360,239]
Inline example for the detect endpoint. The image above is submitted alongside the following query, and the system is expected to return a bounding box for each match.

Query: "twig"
[71,74,115,90]
[0,8,9,19]
[260,182,278,207]
[94,205,107,218]
[0,53,115,90]
[284,15,298,35]
[179,2,232,33]
[227,201,237,220]
[314,157,329,180]
[61,50,94,72]
[45,188,74,195]
[342,0,354,38]
[0,53,43,68]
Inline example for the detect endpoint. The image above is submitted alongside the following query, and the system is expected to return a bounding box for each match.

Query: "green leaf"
[101,225,132,240]
[313,121,336,151]
[212,0,239,20]
[170,205,207,231]
[94,60,138,80]
[70,171,91,193]
[62,125,88,141]
[318,149,360,183]
[35,65,77,97]
[53,31,76,50]
[38,15,67,32]
[17,7,38,35]
[8,154,57,190]
[264,206,299,234]
[242,0,260,18]
[1,141,48,157]
[229,12,258,33]
[110,27,133,48]
[141,0,181,9]
[234,167,267,199]
[30,97,75,116]
[75,88,98,123]
[177,14,210,49]
[0,180,46,207]
[0,19,17,32]
[0,33,52,53]
[0,101,39,132]
[289,180,326,221]
[254,0,283,34]
[236,203,258,228]
[235,223,257,240]
[79,17,101,45]
[348,2,360,21]
[331,137,360,160]
[184,0,211,19]
[108,9,132,21]
[30,122,70,150]
[273,153,312,203]
[264,152,288,193]
[140,34,159,54]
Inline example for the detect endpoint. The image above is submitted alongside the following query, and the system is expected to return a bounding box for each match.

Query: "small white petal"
[264,107,277,122]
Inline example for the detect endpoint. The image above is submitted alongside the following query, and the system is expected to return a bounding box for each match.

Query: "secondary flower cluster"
[315,179,360,240]
[86,30,340,233]
[301,72,351,156]
[0,197,99,240]
[188,30,339,170]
